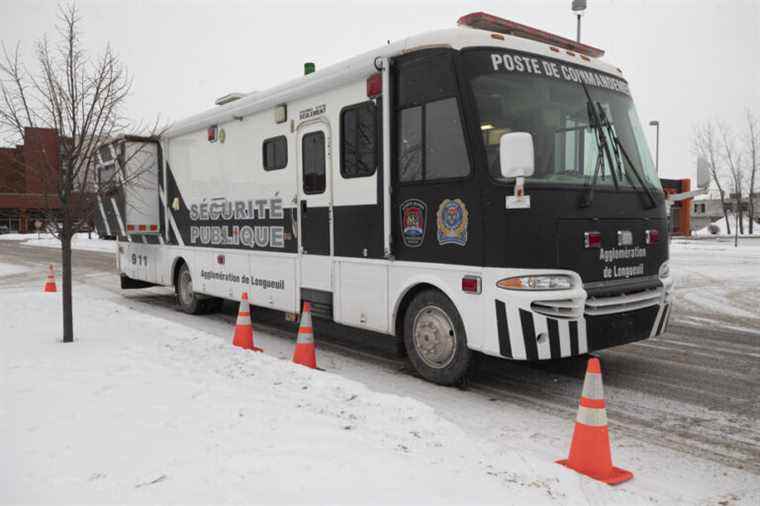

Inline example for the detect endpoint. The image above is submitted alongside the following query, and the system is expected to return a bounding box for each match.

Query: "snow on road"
[669,238,760,330]
[0,262,30,277]
[0,232,115,253]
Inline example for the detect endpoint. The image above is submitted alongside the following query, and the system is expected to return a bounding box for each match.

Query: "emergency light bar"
[457,12,605,58]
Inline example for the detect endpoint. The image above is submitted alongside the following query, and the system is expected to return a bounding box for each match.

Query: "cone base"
[44,286,57,292]
[292,345,316,369]
[556,459,633,485]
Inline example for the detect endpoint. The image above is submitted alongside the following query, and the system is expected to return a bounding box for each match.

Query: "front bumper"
[485,270,673,361]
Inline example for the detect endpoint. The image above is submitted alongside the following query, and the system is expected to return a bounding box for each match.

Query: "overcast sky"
[2,0,759,181]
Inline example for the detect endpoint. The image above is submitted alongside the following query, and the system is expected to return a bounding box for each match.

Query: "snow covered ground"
[1,249,758,504]
[670,238,760,332]
[0,285,593,504]
[694,214,760,237]
[0,261,31,277]
[0,232,115,253]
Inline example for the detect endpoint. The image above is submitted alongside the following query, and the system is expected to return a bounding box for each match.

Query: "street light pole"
[649,120,660,174]
[572,0,587,42]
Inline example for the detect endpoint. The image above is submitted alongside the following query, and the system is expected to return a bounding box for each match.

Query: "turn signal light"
[366,73,382,98]
[584,231,602,249]
[646,229,660,245]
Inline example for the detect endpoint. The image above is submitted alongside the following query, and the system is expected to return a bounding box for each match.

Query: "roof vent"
[215,92,246,106]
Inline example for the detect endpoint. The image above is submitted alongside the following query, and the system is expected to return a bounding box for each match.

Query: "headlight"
[496,275,574,291]
[658,261,670,279]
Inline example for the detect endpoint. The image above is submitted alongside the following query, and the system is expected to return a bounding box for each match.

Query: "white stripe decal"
[576,405,608,427]
[558,319,571,357]
[533,313,551,360]
[110,197,129,242]
[581,372,604,400]
[578,318,589,354]
[650,303,665,338]
[507,304,527,360]
[168,210,184,246]
[97,197,112,236]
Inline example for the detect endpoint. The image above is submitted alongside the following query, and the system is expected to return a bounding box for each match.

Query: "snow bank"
[1,287,578,504]
[694,214,760,237]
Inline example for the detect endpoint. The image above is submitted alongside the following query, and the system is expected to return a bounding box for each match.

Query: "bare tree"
[717,122,745,246]
[0,4,157,342]
[745,108,758,235]
[693,122,732,236]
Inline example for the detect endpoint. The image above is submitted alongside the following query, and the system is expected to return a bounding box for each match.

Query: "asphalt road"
[1,239,758,477]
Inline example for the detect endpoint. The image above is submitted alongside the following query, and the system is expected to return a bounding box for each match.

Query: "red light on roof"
[149,224,158,231]
[457,12,605,58]
[366,73,382,98]
[127,224,135,232]
[584,231,602,249]
[138,224,147,231]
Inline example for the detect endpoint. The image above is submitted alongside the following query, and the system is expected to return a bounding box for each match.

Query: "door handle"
[300,200,307,216]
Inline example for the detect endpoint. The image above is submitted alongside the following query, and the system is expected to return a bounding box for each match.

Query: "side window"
[302,131,325,194]
[341,101,377,178]
[263,136,287,171]
[398,106,422,183]
[397,98,469,183]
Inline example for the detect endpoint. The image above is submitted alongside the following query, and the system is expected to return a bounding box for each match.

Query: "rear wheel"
[175,263,205,315]
[403,289,472,386]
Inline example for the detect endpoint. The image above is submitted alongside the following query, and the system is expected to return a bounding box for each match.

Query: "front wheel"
[403,290,472,386]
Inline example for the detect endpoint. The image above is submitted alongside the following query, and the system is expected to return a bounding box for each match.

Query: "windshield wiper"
[578,79,619,208]
[595,103,658,209]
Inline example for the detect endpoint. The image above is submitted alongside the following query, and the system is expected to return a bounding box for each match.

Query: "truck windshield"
[464,50,661,190]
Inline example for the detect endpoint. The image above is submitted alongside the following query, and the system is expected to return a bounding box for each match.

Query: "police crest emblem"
[436,198,468,246]
[400,199,426,247]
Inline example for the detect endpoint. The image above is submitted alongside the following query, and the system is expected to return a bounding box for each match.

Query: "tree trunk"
[61,211,74,343]
[719,189,732,236]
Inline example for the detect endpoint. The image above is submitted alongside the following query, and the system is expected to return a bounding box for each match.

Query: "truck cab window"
[341,101,377,178]
[263,136,287,171]
[302,131,325,194]
[397,98,470,183]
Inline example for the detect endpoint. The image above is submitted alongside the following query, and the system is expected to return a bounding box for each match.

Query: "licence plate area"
[586,305,659,350]
[557,218,666,284]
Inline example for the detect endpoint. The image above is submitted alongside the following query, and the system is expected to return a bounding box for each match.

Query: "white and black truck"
[97,12,673,385]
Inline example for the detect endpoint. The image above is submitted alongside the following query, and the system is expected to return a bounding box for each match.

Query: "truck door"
[392,49,483,266]
[297,120,333,293]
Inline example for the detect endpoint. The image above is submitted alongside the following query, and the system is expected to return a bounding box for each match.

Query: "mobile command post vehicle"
[98,13,673,385]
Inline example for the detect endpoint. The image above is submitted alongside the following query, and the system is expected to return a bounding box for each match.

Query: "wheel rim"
[179,269,194,307]
[412,305,457,369]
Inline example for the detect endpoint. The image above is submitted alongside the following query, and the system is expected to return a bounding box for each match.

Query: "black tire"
[403,289,472,386]
[175,263,205,315]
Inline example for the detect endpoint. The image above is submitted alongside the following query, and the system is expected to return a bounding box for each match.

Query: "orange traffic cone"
[557,357,633,485]
[232,292,262,352]
[43,264,57,292]
[292,301,317,369]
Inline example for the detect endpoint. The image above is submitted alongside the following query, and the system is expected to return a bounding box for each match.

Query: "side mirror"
[696,156,710,189]
[499,132,535,179]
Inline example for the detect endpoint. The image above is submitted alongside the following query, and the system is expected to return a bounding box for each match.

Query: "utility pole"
[649,120,660,174]
[572,0,587,42]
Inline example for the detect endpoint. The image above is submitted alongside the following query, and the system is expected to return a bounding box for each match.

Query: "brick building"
[0,127,62,232]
